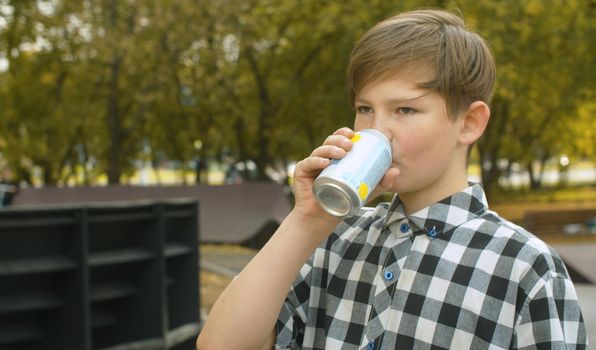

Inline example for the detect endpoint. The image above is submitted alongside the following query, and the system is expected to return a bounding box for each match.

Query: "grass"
[488,185,596,245]
[491,184,595,204]
[367,185,596,224]
[490,185,596,223]
[200,270,233,315]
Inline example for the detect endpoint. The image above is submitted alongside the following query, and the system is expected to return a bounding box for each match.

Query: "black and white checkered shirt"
[275,184,587,349]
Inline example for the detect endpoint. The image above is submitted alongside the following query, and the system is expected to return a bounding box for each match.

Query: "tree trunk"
[80,143,91,186]
[234,118,248,167]
[244,48,272,181]
[105,0,126,185]
[40,162,56,186]
[194,158,203,185]
[106,54,124,184]
[478,150,501,202]
[477,98,510,201]
[194,147,209,185]
[527,160,539,190]
[527,154,549,190]
[256,108,271,181]
[15,164,33,186]
[151,157,162,185]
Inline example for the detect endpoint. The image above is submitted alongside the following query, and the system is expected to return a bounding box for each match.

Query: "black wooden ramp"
[11,183,292,249]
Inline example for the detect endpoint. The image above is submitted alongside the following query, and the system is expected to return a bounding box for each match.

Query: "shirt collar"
[382,183,489,238]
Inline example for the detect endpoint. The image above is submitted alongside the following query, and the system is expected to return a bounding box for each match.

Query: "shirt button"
[367,341,375,349]
[383,270,394,281]
[428,227,438,238]
[400,223,410,233]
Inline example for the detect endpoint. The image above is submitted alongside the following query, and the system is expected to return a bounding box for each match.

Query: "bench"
[523,208,596,236]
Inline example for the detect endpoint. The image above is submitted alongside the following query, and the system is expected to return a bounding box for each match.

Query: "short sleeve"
[275,257,314,349]
[512,276,588,349]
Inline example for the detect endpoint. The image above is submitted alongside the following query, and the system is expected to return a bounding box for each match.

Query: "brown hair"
[347,9,495,118]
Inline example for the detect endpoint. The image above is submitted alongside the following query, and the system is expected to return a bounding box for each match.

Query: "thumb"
[369,168,400,201]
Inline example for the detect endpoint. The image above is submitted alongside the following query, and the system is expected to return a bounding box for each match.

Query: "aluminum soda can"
[313,129,392,217]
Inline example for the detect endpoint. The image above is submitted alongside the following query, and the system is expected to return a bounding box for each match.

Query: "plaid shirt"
[275,184,587,349]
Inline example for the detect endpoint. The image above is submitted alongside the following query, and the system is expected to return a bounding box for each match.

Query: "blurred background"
[0,0,594,348]
[0,0,593,194]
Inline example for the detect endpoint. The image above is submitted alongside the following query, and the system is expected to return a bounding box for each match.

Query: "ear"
[458,101,490,145]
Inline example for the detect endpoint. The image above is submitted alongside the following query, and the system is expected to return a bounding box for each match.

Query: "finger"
[310,145,346,159]
[333,127,355,137]
[378,168,400,190]
[370,168,400,199]
[294,157,330,177]
[322,135,354,152]
[323,134,353,146]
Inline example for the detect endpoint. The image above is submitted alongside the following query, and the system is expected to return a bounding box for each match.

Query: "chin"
[386,181,403,195]
[390,179,419,196]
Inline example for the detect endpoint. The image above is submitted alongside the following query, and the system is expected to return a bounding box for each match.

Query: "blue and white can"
[313,129,392,217]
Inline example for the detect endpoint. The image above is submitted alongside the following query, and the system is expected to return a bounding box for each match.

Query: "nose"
[371,116,393,142]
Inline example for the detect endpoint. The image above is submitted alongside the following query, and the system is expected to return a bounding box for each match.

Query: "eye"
[356,105,373,114]
[397,107,416,115]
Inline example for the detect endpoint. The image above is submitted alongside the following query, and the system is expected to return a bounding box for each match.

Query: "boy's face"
[353,69,469,200]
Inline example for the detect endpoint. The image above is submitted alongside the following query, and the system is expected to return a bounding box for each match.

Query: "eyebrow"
[355,91,431,105]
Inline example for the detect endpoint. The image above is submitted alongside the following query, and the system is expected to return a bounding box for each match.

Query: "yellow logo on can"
[350,134,361,143]
[358,182,369,200]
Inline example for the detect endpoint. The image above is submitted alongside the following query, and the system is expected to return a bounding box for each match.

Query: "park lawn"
[200,270,233,317]
[490,185,595,223]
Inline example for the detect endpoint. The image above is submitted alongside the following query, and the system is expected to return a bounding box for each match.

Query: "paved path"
[200,246,257,278]
[576,284,596,344]
[552,243,596,283]
[550,243,596,342]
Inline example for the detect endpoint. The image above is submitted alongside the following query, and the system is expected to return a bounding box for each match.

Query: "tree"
[0,1,86,185]
[457,0,594,195]
[0,0,593,189]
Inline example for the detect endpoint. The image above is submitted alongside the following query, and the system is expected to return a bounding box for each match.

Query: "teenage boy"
[197,9,587,350]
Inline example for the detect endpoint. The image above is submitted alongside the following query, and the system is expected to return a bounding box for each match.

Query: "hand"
[368,166,401,202]
[291,127,355,226]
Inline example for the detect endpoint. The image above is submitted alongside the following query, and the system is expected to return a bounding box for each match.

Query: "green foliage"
[459,0,595,193]
[0,0,593,187]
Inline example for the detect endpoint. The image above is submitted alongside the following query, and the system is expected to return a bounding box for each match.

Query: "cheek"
[353,117,367,131]
[397,133,424,154]
[397,132,447,164]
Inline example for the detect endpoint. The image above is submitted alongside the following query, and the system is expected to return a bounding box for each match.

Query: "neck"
[400,165,470,216]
